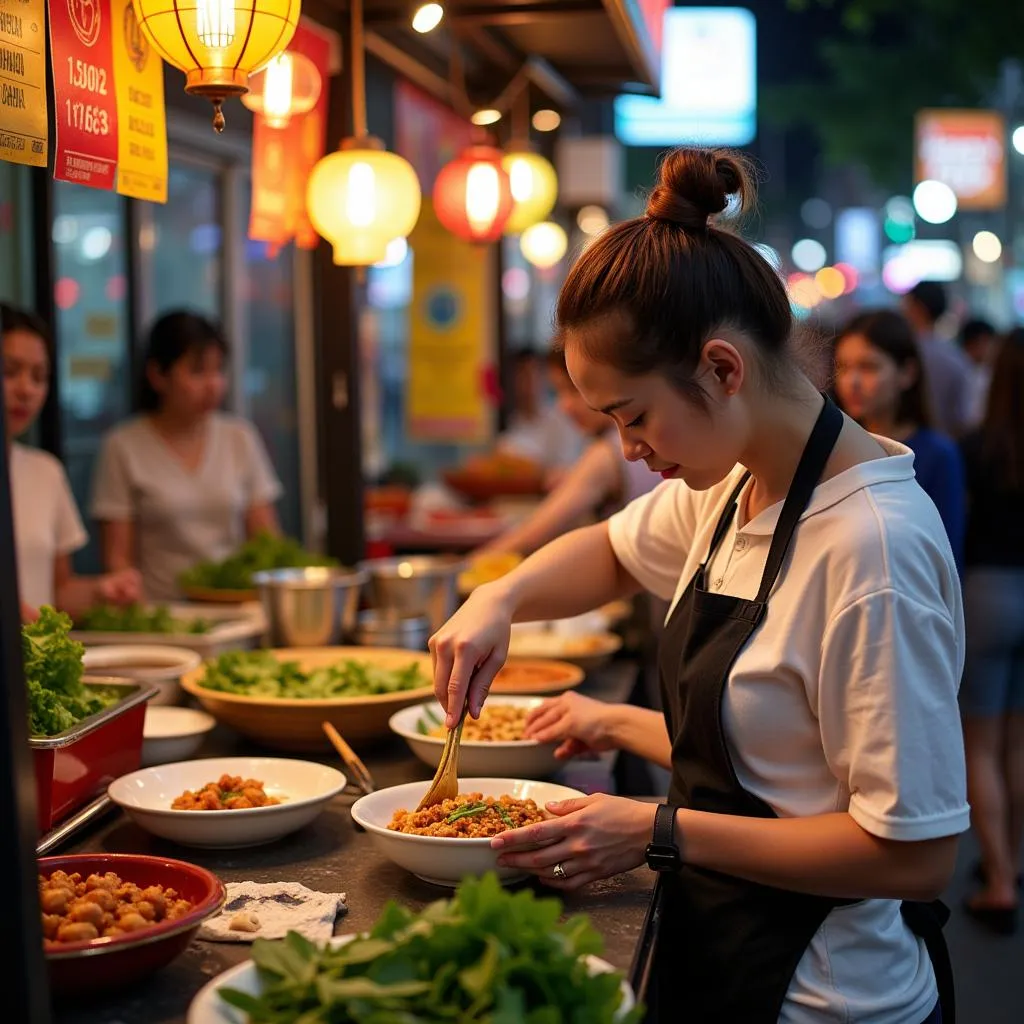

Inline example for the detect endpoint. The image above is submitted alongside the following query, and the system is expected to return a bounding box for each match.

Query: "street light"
[913,180,957,224]
[1013,125,1024,155]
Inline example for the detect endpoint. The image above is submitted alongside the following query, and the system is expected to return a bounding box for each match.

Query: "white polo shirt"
[608,437,968,1024]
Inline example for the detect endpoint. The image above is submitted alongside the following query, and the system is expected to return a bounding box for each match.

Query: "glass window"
[0,163,34,305]
[52,181,131,572]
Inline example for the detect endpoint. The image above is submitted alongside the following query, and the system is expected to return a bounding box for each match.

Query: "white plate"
[350,777,583,887]
[389,696,560,779]
[108,757,346,849]
[187,933,635,1023]
[142,706,217,767]
[82,645,202,706]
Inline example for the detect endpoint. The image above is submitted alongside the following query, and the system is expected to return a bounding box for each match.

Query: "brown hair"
[835,309,933,430]
[980,328,1024,488]
[555,148,794,403]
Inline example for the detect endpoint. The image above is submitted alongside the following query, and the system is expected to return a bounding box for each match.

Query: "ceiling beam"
[598,0,659,90]
[366,2,598,28]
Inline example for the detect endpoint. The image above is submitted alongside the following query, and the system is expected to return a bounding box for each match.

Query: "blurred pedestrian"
[834,309,965,568]
[959,328,1024,936]
[901,281,973,437]
[959,318,998,430]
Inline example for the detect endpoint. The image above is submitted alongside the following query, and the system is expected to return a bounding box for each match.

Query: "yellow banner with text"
[0,0,48,167]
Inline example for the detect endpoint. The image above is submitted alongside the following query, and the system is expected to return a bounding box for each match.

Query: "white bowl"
[350,777,584,887]
[142,706,217,767]
[82,645,202,706]
[108,757,347,849]
[389,696,561,778]
[186,933,634,1023]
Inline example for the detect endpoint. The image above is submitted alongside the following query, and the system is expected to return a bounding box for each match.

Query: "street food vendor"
[429,149,965,1023]
[1,303,141,619]
[91,310,282,601]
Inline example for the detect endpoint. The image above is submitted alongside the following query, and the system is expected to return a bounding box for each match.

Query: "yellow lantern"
[241,50,321,128]
[307,140,422,266]
[501,148,558,235]
[130,0,301,131]
[520,221,568,269]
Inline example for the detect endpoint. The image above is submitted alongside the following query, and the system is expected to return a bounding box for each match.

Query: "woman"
[833,309,965,569]
[1,303,140,619]
[478,349,656,557]
[92,310,282,601]
[959,329,1024,936]
[429,150,965,1023]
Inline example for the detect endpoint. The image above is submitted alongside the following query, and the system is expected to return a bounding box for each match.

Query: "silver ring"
[553,862,567,880]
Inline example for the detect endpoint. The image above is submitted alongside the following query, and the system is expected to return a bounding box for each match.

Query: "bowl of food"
[389,696,560,778]
[40,852,225,996]
[142,706,217,767]
[108,757,347,848]
[457,552,523,596]
[507,631,623,670]
[186,874,637,1023]
[180,647,434,751]
[490,658,586,696]
[443,452,546,502]
[82,645,202,706]
[350,777,584,886]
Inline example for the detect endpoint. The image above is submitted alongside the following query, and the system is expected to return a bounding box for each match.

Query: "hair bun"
[645,148,752,230]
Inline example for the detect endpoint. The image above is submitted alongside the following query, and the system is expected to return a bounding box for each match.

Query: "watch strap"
[653,803,676,847]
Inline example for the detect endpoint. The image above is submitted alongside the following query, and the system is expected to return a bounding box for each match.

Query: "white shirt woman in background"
[92,310,282,602]
[1,303,140,619]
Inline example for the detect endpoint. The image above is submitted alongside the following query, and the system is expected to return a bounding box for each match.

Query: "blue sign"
[425,288,461,329]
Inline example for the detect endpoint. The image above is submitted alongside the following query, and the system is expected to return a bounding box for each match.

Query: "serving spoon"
[416,699,469,810]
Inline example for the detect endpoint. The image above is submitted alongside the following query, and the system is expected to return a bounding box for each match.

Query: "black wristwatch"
[645,803,682,873]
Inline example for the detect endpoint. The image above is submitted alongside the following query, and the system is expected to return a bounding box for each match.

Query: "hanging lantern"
[241,50,321,128]
[130,0,301,132]
[433,145,514,244]
[520,221,568,269]
[501,148,558,235]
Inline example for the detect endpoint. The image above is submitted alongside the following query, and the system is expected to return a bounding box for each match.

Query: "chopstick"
[322,721,376,795]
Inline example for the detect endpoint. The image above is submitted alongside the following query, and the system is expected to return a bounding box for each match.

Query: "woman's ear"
[700,338,745,398]
[897,359,919,393]
[145,360,166,397]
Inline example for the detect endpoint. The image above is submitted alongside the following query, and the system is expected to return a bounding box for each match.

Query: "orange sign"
[915,109,1006,211]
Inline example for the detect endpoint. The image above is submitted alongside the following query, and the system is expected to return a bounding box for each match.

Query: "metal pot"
[353,610,431,651]
[358,556,464,634]
[253,567,367,648]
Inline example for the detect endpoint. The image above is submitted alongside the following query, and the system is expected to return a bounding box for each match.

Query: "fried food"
[171,774,281,811]
[429,704,528,742]
[387,793,545,838]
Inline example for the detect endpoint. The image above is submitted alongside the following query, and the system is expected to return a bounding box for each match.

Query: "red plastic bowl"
[39,853,225,997]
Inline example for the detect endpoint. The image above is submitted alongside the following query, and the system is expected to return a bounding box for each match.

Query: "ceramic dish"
[108,757,347,849]
[82,645,202,706]
[40,852,224,997]
[141,706,217,767]
[180,647,435,751]
[350,777,584,887]
[507,631,623,669]
[186,934,634,1023]
[489,658,585,696]
[389,696,560,778]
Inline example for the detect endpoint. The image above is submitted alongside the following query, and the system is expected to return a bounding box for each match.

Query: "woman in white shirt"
[1,303,140,619]
[92,311,282,601]
[428,150,965,1023]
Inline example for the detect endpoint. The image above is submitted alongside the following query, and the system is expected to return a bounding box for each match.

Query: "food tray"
[31,679,157,834]
[72,603,265,658]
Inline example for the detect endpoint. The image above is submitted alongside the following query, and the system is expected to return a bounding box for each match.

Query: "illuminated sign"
[915,109,1006,210]
[614,7,756,147]
[882,240,963,293]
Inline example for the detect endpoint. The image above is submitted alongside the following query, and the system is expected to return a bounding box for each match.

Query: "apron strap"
[902,900,956,1024]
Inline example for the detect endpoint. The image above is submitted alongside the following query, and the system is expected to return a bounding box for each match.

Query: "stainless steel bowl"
[358,556,464,634]
[253,567,367,648]
[353,610,431,651]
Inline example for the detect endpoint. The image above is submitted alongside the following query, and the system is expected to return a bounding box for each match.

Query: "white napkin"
[199,881,348,944]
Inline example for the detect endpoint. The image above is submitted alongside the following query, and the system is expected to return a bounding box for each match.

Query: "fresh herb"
[446,802,489,824]
[220,873,641,1023]
[180,532,338,592]
[416,706,443,735]
[497,804,516,829]
[198,650,429,699]
[77,603,211,634]
[23,607,117,737]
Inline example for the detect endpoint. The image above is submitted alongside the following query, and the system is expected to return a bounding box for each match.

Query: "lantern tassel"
[212,99,226,133]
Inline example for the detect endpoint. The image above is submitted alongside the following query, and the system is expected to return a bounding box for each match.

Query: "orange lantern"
[432,145,513,244]
[241,50,321,128]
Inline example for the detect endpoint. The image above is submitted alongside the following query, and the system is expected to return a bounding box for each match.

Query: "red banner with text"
[49,0,119,190]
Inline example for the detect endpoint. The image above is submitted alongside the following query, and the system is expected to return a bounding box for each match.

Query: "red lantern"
[432,145,514,243]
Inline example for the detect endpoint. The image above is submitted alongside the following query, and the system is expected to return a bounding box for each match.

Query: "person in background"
[1,303,141,620]
[496,349,584,478]
[959,317,998,430]
[959,328,1024,936]
[478,348,657,557]
[834,309,965,569]
[92,310,282,602]
[901,280,973,437]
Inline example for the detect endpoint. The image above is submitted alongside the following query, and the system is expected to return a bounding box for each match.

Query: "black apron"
[647,396,954,1024]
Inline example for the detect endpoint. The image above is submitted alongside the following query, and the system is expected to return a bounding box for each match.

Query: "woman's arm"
[100,519,136,572]
[477,441,620,557]
[245,503,280,538]
[53,555,142,620]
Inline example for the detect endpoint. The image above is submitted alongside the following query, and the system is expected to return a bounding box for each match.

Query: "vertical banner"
[915,109,1006,211]
[407,201,492,443]
[111,0,166,202]
[248,18,332,252]
[49,0,119,189]
[394,80,474,194]
[0,0,48,166]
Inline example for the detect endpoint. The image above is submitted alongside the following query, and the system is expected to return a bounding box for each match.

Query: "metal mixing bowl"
[358,556,464,634]
[253,566,367,647]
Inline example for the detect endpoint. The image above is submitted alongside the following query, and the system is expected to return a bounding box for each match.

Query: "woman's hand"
[428,583,514,727]
[524,692,618,760]
[20,601,39,623]
[95,568,143,606]
[491,794,656,891]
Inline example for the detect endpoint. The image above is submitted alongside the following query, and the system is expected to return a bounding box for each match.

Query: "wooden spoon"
[416,700,469,810]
